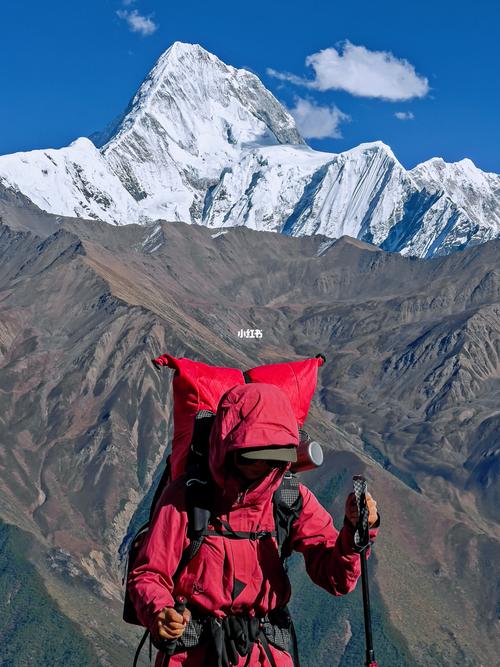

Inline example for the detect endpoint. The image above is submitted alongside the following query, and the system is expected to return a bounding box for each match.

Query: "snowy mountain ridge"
[0,41,498,258]
[410,157,500,232]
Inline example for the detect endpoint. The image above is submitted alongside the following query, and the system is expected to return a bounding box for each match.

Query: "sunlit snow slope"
[0,41,498,257]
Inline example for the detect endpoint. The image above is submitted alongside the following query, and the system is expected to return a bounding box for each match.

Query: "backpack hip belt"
[161,606,299,667]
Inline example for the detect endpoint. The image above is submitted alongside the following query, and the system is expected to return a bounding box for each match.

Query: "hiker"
[128,382,379,666]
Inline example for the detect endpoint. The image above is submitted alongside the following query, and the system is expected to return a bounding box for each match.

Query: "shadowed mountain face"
[1,198,499,666]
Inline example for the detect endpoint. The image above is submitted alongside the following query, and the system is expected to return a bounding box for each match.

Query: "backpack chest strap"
[181,472,301,573]
[207,518,277,541]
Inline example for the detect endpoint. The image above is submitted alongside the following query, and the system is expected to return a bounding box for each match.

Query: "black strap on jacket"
[208,517,277,541]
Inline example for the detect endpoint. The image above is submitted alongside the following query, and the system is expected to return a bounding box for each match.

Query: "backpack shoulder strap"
[187,410,215,472]
[273,471,303,561]
[173,469,214,579]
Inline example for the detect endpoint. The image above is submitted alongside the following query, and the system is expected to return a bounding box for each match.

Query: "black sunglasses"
[234,453,286,468]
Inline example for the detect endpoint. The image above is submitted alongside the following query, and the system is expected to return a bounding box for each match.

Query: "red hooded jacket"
[128,383,378,666]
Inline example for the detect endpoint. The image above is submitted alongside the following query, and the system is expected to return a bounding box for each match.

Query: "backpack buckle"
[249,530,273,540]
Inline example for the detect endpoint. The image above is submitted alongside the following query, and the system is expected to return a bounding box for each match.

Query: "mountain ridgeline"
[0,41,499,258]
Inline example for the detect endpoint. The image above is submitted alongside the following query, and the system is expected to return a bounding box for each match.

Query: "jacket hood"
[208,383,299,491]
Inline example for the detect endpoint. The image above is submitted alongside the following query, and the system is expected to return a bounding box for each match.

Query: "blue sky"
[1,0,498,172]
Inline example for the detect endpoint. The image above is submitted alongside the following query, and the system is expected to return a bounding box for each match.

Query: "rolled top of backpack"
[151,354,326,480]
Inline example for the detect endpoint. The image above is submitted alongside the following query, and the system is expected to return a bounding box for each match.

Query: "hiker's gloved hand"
[345,492,378,528]
[155,605,191,640]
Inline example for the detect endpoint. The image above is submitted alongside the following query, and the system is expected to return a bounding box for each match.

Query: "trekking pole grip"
[352,475,370,551]
[163,596,187,656]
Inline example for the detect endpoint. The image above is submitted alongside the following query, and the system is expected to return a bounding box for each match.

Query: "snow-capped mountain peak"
[411,156,500,233]
[0,41,498,257]
[96,41,304,223]
[103,40,304,155]
[347,140,399,161]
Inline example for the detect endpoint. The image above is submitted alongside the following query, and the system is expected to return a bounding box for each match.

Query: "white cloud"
[288,98,350,139]
[267,68,305,87]
[395,111,415,120]
[268,41,429,101]
[117,9,158,36]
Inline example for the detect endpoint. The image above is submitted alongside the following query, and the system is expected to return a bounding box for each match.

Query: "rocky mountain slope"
[0,42,498,258]
[1,192,499,665]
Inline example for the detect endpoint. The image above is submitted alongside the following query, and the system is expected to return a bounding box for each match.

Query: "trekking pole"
[352,475,378,667]
[163,596,187,657]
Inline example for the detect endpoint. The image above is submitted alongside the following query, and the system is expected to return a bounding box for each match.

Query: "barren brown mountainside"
[0,191,499,666]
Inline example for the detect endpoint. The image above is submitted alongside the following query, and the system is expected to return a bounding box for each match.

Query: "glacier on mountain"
[0,41,498,258]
